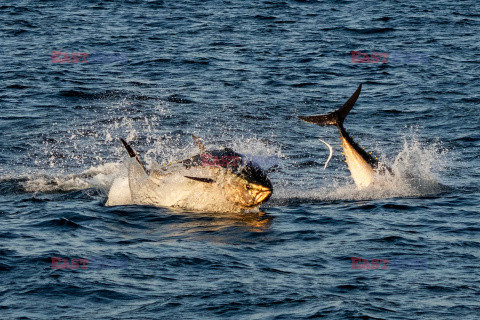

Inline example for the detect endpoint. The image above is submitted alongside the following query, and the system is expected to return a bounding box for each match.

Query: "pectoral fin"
[184,176,215,183]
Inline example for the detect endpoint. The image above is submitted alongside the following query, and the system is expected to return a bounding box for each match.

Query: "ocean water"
[1,0,479,319]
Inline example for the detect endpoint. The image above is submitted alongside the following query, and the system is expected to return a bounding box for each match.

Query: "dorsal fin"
[120,138,148,174]
[191,134,206,151]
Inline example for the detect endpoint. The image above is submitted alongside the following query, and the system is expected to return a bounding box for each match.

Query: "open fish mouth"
[249,184,273,205]
[239,163,273,207]
[254,189,272,205]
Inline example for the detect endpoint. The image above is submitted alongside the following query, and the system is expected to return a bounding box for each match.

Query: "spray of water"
[14,132,446,208]
[1,94,448,208]
[273,132,447,203]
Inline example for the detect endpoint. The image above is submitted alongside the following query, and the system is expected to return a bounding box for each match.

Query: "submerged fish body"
[106,141,273,212]
[299,84,386,189]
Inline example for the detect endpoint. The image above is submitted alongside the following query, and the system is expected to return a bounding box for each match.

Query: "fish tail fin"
[298,84,362,128]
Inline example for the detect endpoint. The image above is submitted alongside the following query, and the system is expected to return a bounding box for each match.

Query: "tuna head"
[182,147,273,208]
[225,161,273,208]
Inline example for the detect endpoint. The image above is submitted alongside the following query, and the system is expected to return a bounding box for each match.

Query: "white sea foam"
[15,129,447,209]
[271,133,447,202]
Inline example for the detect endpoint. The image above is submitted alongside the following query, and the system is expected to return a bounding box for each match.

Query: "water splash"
[14,131,282,212]
[6,97,449,209]
[273,133,448,203]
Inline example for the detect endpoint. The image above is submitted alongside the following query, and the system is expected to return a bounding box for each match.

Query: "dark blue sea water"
[1,0,479,319]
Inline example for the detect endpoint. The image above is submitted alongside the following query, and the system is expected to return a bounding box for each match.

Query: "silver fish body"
[107,142,273,212]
